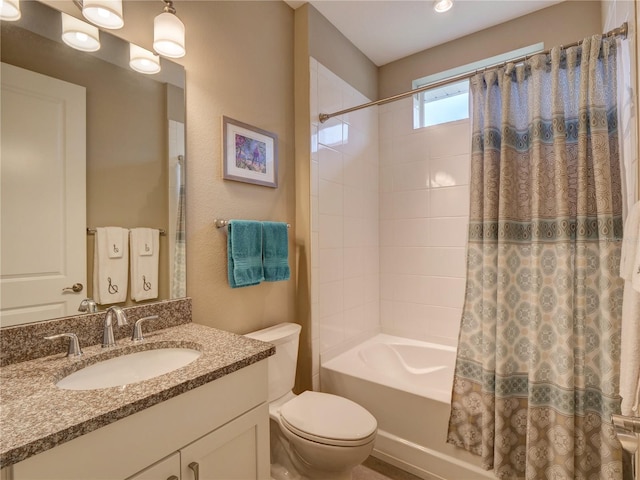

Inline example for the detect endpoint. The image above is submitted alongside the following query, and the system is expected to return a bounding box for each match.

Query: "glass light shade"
[82,0,123,29]
[0,0,21,21]
[153,11,185,58]
[61,13,100,52]
[433,0,453,13]
[129,44,161,75]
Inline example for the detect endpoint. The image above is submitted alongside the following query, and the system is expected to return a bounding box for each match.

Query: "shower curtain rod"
[318,22,628,124]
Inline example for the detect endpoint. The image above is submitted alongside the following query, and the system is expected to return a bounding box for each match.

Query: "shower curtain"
[172,179,187,298]
[447,36,625,479]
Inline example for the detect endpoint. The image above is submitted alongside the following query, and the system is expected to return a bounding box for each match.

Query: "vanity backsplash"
[0,298,192,366]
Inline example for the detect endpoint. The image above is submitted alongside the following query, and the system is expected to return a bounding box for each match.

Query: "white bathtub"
[321,334,492,480]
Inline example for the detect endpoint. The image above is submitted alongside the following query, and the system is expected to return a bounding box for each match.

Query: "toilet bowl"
[245,323,377,480]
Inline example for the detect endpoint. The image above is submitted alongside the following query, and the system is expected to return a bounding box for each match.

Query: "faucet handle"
[45,333,83,357]
[132,315,159,342]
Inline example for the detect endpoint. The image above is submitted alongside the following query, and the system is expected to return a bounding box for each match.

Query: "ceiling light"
[82,0,124,29]
[0,0,21,21]
[153,0,186,58]
[129,44,161,75]
[61,12,100,52]
[433,0,453,13]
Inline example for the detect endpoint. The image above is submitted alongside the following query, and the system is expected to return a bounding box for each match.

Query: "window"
[413,43,544,129]
[417,80,469,127]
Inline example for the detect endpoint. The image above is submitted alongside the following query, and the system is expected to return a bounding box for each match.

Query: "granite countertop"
[0,323,275,468]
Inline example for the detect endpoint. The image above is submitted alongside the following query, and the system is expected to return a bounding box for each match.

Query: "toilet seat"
[279,391,377,447]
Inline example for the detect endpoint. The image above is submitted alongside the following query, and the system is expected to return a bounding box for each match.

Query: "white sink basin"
[56,347,202,390]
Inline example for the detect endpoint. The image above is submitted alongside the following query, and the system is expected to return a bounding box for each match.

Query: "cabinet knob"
[167,476,179,480]
[188,461,200,480]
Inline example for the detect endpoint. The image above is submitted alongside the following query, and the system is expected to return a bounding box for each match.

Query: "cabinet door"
[126,453,180,480]
[180,404,270,480]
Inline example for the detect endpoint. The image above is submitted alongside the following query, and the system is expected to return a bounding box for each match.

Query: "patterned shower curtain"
[172,178,187,298]
[447,36,625,479]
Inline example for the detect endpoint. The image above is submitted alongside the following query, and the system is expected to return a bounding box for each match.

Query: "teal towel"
[227,220,264,288]
[262,221,290,282]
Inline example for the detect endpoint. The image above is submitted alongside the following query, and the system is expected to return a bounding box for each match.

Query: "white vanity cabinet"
[127,405,269,480]
[9,361,270,480]
[179,404,268,480]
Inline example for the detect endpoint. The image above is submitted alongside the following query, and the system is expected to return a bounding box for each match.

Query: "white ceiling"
[286,0,565,66]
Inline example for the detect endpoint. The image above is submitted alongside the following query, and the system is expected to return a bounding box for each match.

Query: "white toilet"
[245,322,377,480]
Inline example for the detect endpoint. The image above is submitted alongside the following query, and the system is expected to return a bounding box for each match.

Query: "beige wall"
[307,5,378,101]
[293,5,313,392]
[175,1,296,334]
[379,1,602,98]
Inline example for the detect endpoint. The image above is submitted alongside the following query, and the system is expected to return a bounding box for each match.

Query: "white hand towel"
[106,227,124,259]
[138,228,154,256]
[130,228,160,302]
[621,200,640,289]
[93,227,129,305]
[620,200,640,415]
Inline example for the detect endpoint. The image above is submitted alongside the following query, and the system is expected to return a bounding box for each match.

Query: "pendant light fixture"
[82,0,124,29]
[153,0,186,58]
[0,0,21,21]
[433,0,453,13]
[130,44,161,75]
[61,12,100,52]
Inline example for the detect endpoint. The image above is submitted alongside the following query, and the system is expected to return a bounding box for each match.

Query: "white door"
[1,62,87,326]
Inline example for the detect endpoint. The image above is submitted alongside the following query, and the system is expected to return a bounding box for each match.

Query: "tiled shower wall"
[310,60,471,386]
[310,58,380,389]
[379,98,470,346]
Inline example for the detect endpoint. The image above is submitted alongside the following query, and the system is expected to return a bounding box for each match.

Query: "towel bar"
[87,228,166,236]
[214,219,290,229]
[613,414,640,434]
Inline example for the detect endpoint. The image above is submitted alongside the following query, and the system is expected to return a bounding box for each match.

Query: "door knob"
[62,283,83,293]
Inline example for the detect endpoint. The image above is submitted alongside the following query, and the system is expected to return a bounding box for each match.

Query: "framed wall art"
[222,116,278,188]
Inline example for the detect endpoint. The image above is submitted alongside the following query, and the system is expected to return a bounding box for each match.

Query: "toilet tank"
[244,322,302,402]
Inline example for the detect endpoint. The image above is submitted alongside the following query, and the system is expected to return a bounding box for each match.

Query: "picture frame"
[222,116,278,188]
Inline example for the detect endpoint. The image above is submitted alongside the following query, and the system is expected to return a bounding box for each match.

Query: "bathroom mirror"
[0,0,186,326]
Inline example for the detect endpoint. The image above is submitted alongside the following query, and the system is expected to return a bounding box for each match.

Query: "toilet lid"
[280,391,377,446]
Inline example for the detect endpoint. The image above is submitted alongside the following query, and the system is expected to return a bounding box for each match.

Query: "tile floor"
[352,457,427,480]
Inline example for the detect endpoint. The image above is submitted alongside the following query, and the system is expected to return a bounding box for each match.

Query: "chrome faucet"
[103,306,128,348]
[78,298,98,313]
